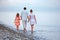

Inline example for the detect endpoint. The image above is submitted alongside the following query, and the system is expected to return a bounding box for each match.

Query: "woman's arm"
[34,15,37,24]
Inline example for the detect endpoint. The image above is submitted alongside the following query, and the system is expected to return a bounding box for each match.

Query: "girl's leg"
[31,24,34,33]
[17,25,19,30]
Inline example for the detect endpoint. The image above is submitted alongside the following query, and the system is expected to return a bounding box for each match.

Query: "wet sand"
[1,24,59,40]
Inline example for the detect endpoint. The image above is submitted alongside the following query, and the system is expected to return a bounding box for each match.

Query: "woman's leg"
[31,24,34,33]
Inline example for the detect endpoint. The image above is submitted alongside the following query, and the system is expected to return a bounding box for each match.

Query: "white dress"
[29,14,36,25]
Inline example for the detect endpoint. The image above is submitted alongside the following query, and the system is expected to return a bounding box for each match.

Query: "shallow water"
[0,11,60,40]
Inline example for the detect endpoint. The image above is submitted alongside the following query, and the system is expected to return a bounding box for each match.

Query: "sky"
[0,0,60,12]
[0,0,60,26]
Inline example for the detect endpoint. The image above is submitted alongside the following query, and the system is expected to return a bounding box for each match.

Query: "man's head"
[23,7,26,10]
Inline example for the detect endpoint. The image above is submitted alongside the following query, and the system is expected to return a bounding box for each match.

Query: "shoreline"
[0,24,40,40]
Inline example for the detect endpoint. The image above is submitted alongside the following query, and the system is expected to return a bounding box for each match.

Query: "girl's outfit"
[15,16,20,27]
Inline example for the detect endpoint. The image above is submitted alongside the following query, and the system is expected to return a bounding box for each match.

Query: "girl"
[28,9,37,33]
[14,13,21,30]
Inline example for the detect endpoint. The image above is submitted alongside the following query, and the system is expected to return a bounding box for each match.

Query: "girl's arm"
[20,15,22,20]
[14,16,16,24]
[18,15,21,20]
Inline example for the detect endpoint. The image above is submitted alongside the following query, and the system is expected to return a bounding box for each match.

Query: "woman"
[28,9,37,33]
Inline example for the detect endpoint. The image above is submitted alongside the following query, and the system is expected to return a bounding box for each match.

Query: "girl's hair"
[16,13,19,17]
[30,9,33,13]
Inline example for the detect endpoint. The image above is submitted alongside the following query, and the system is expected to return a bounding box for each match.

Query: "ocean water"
[0,11,60,40]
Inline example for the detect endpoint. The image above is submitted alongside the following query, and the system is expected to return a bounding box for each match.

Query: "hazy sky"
[0,0,60,26]
[0,0,60,11]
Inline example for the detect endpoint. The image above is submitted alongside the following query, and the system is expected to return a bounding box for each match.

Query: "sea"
[0,11,60,40]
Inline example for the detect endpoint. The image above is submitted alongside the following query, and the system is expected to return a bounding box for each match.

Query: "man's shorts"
[22,20,27,28]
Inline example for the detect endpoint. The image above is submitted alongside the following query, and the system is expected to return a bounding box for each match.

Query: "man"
[21,7,28,32]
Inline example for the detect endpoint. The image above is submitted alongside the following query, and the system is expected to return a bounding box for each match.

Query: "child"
[14,13,21,30]
[28,9,37,33]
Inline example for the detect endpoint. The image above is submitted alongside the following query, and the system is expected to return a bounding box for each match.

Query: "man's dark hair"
[24,7,26,10]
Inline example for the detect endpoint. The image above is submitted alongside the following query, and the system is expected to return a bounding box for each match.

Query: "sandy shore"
[0,24,31,40]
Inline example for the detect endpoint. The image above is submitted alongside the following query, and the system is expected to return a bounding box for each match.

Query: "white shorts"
[30,20,35,25]
[22,20,27,28]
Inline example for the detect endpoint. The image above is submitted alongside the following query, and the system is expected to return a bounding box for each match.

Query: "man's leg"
[22,20,27,32]
[24,21,27,32]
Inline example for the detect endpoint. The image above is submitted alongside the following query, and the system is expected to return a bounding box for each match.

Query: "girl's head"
[30,9,33,13]
[16,13,19,17]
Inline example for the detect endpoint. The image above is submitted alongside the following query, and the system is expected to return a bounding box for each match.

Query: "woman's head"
[30,9,33,13]
[16,13,19,17]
